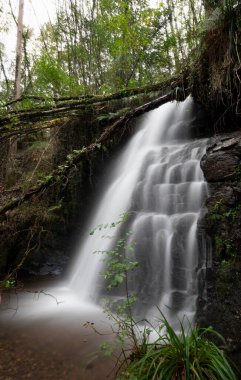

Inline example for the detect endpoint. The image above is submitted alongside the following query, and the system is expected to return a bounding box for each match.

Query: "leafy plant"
[92,213,141,351]
[119,314,237,380]
[96,231,138,290]
[0,276,16,289]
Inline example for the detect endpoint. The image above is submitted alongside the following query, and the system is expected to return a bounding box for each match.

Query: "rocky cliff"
[200,131,241,368]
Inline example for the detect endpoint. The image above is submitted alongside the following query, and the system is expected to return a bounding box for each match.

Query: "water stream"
[0,98,211,380]
[68,97,210,328]
[0,97,210,330]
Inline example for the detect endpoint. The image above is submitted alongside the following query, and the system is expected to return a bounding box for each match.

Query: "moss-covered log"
[0,90,184,216]
[1,76,180,110]
[0,76,184,132]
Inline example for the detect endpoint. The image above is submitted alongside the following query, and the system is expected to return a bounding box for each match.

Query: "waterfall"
[69,97,209,326]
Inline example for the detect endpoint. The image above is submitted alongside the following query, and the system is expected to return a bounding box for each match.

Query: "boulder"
[201,131,241,182]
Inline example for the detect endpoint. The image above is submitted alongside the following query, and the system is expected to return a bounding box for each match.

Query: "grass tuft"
[118,313,237,380]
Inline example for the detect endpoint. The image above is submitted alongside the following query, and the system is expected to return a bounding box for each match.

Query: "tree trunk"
[14,0,24,99]
[5,0,24,187]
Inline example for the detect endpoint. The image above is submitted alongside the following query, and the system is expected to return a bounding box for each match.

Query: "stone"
[201,151,239,182]
[198,129,241,370]
[201,131,241,182]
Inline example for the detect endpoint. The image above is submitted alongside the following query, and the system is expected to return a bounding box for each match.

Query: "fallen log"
[0,76,183,130]
[0,89,185,216]
[1,77,179,110]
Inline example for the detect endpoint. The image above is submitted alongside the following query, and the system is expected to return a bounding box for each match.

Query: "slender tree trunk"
[0,49,10,97]
[167,0,180,70]
[23,28,32,92]
[6,0,24,187]
[14,0,24,99]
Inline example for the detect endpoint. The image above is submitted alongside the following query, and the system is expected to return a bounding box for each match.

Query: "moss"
[209,205,241,223]
[215,261,234,298]
[233,165,241,184]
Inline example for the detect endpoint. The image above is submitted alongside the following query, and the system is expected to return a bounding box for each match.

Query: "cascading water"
[69,97,209,327]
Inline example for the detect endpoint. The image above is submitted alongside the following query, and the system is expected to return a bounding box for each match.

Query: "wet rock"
[23,250,69,276]
[198,129,241,371]
[201,152,240,182]
[201,130,241,182]
[206,186,236,207]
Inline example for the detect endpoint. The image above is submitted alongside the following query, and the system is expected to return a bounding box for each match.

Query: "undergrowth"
[118,314,237,380]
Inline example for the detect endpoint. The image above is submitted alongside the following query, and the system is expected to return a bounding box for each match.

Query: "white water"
[1,98,209,326]
[68,97,209,327]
